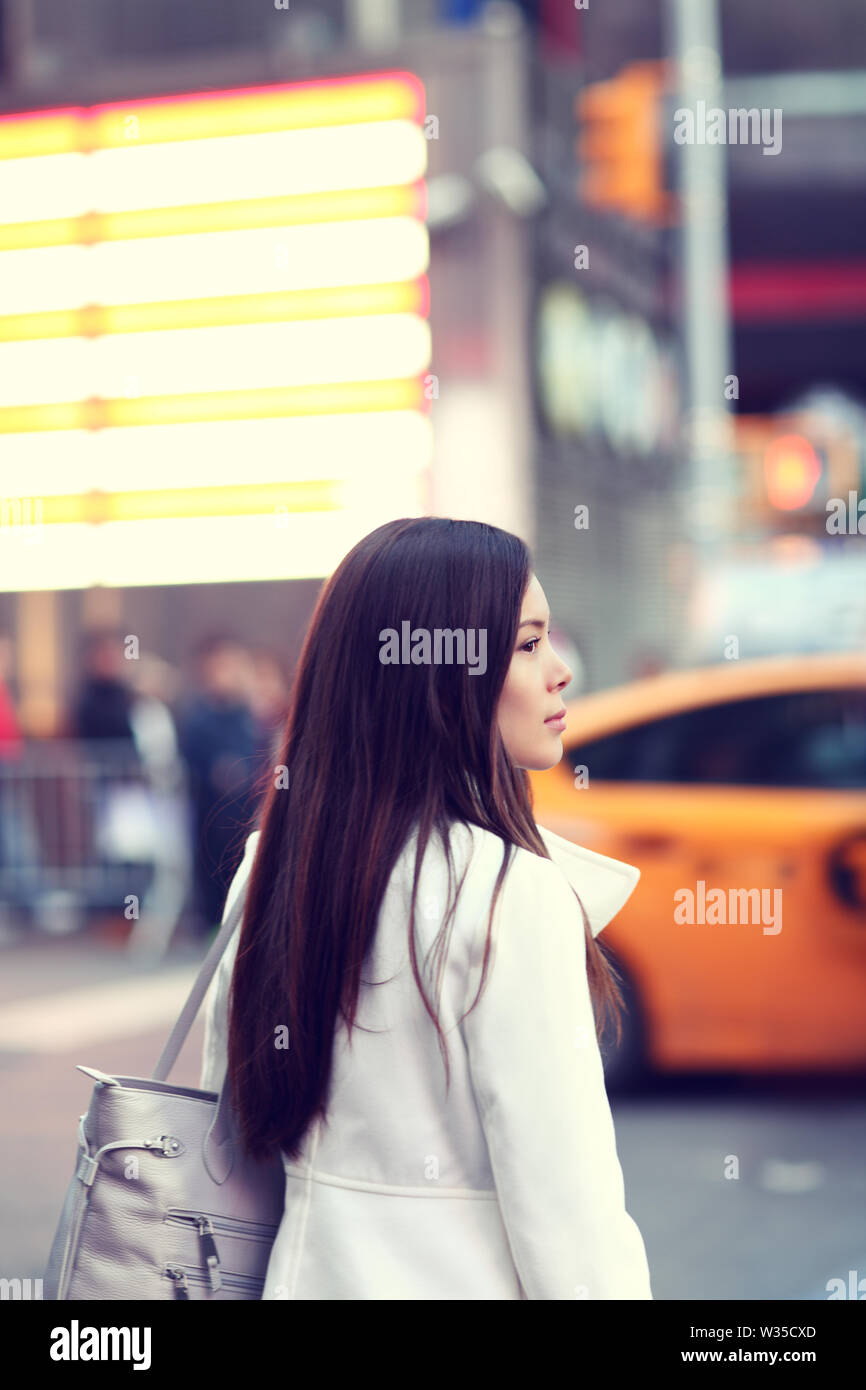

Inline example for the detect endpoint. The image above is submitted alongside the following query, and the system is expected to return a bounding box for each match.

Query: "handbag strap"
[151,877,248,1083]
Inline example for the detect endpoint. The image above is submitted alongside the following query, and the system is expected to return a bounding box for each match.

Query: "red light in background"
[764,434,822,510]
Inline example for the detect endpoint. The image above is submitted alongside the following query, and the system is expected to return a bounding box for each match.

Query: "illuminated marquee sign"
[0,72,431,587]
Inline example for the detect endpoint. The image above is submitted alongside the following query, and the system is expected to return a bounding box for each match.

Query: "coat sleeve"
[460,848,653,1300]
[199,832,258,1094]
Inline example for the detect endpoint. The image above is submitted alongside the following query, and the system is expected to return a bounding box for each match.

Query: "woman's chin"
[523,740,565,773]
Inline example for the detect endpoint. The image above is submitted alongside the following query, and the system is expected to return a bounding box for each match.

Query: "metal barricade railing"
[0,737,192,959]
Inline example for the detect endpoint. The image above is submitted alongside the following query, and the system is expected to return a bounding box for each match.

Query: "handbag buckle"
[144,1134,185,1157]
[76,1152,99,1186]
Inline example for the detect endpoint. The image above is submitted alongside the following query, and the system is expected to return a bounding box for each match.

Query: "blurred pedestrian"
[127,652,182,778]
[248,646,292,779]
[176,635,263,936]
[0,637,38,924]
[0,635,22,761]
[123,652,191,955]
[71,628,137,743]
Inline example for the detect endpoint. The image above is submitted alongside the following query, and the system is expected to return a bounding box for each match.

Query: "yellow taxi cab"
[528,652,866,1087]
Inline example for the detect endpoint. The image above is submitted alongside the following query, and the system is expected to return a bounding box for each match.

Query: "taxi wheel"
[599,962,648,1093]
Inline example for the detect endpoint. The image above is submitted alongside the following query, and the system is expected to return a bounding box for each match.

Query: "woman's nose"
[554,663,572,692]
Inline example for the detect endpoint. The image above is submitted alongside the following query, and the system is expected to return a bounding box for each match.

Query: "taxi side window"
[573,691,866,788]
[573,718,680,781]
[741,690,866,788]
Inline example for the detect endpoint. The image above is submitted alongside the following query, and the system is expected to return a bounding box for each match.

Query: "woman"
[200,516,652,1300]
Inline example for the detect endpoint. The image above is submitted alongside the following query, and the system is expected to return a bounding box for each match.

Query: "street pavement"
[1,925,864,1301]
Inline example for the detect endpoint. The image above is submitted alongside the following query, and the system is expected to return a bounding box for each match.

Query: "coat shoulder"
[445,819,576,911]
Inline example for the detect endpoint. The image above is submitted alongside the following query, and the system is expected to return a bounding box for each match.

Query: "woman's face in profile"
[497,574,573,772]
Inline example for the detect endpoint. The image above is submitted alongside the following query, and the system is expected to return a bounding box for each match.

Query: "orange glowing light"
[764,434,822,510]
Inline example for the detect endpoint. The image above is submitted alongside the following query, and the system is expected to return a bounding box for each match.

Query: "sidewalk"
[0,931,214,1280]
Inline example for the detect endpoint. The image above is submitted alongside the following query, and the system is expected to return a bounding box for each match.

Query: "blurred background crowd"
[0,628,290,941]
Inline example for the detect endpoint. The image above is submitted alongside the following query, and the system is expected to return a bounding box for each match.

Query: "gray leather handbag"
[43,879,286,1300]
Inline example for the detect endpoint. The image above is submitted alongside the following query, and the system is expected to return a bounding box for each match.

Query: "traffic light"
[763,433,824,511]
[576,61,675,225]
[735,413,859,533]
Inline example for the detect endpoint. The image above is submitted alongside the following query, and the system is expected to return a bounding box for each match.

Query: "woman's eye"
[519,628,551,654]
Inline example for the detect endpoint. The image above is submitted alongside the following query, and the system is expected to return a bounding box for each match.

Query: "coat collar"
[242,823,639,941]
[536,823,641,939]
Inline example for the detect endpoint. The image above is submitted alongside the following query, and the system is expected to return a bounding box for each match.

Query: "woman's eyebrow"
[517,618,548,631]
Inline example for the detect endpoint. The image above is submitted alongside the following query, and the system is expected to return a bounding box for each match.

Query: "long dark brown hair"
[227,517,624,1161]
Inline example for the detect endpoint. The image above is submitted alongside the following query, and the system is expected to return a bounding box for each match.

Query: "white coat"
[200,817,653,1300]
